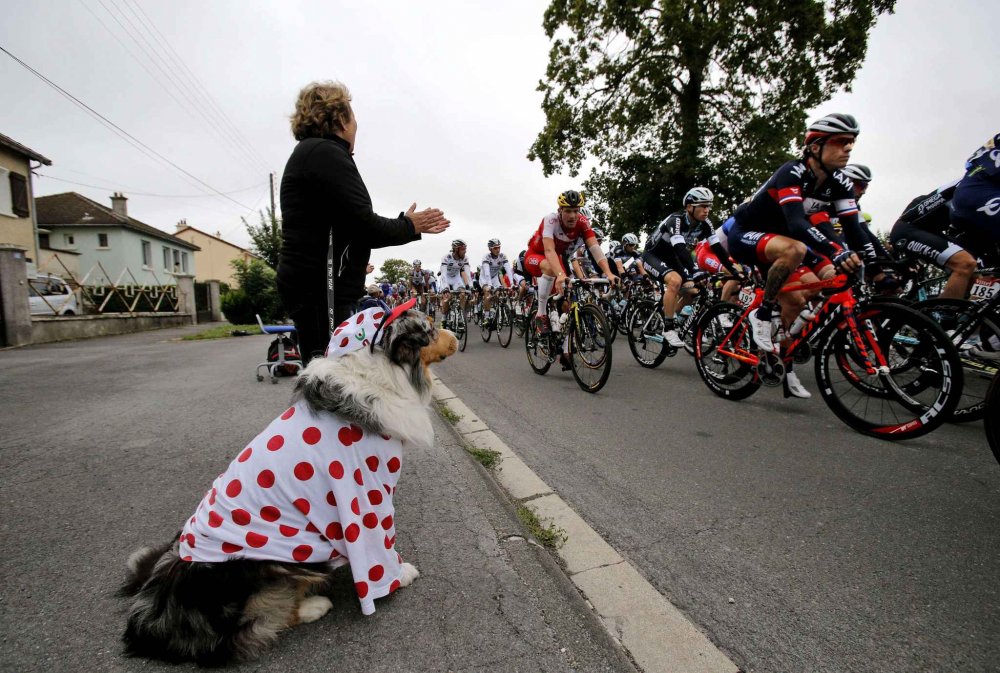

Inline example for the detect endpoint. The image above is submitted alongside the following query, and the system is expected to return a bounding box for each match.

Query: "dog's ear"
[386,313,434,368]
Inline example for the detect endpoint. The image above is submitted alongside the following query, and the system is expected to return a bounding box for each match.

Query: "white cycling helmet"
[413,259,421,266]
[591,226,605,240]
[683,187,714,206]
[488,238,501,248]
[840,163,873,183]
[805,113,860,145]
[622,233,640,246]
[451,239,466,250]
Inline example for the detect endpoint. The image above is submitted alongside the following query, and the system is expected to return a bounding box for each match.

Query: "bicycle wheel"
[524,301,552,374]
[815,302,962,440]
[513,303,527,338]
[596,299,619,344]
[912,297,1000,422]
[569,303,612,393]
[627,299,669,368]
[480,308,493,342]
[693,302,760,400]
[497,300,513,348]
[986,371,1000,465]
[454,307,468,352]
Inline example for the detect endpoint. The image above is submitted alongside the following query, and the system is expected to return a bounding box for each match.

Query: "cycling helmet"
[581,206,594,220]
[413,259,421,266]
[557,190,585,208]
[451,238,466,250]
[841,163,873,183]
[804,113,860,145]
[683,187,714,206]
[609,240,621,250]
[622,233,640,247]
[488,238,501,248]
[591,226,605,240]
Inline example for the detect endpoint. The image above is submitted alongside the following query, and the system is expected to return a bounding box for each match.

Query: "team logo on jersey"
[977,197,1000,217]
[790,163,807,179]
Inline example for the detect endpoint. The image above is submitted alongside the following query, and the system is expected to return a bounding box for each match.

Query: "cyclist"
[439,239,472,327]
[525,190,618,334]
[641,187,715,348]
[953,132,1000,261]
[409,259,433,308]
[728,113,867,356]
[611,233,649,279]
[570,226,605,279]
[479,238,513,323]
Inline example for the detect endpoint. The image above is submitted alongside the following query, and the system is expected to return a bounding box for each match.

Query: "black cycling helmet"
[557,190,585,208]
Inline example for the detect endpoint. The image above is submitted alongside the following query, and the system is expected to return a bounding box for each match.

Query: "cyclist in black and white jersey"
[728,113,867,356]
[479,238,513,322]
[439,239,472,325]
[611,233,648,279]
[642,187,714,347]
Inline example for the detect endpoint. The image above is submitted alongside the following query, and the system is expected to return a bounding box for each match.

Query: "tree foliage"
[243,206,282,269]
[529,0,896,238]
[375,258,412,285]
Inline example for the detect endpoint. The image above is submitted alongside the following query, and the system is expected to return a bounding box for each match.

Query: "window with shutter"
[9,172,29,217]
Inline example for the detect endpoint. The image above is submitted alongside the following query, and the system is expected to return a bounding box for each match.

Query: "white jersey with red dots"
[179,400,405,616]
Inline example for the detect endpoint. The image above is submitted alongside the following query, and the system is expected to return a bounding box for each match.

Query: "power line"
[84,0,270,178]
[1,44,256,211]
[36,173,266,198]
[120,0,273,175]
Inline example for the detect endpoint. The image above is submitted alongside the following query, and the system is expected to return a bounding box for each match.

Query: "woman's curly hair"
[290,81,353,141]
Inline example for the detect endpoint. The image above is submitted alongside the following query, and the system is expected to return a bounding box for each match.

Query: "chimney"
[176,218,188,231]
[110,192,128,218]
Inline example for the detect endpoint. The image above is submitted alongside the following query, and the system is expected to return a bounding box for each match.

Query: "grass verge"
[182,324,261,340]
[516,505,568,549]
[436,401,462,425]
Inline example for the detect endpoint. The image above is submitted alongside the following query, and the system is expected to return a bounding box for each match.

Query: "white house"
[35,192,199,286]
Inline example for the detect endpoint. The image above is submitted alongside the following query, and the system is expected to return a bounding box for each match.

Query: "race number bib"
[970,276,999,301]
[738,287,756,307]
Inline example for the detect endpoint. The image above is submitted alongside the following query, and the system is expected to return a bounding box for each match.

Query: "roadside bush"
[222,259,282,324]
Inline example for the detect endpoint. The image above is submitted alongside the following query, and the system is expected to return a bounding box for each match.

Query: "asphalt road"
[434,320,1000,673]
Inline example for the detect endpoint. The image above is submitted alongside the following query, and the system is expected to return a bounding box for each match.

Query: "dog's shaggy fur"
[120,311,455,666]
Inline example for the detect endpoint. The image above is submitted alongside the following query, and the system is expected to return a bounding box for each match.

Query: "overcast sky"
[2,0,997,280]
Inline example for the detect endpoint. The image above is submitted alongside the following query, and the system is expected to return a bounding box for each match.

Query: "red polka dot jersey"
[179,401,405,615]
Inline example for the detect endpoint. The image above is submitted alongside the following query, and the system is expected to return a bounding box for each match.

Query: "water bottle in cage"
[788,307,817,337]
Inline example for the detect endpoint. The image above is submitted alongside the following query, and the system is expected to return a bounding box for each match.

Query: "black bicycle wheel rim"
[627,299,669,368]
[815,303,962,440]
[570,304,612,393]
[497,301,513,347]
[693,302,760,400]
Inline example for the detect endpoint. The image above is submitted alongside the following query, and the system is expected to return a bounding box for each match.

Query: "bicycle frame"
[716,274,888,377]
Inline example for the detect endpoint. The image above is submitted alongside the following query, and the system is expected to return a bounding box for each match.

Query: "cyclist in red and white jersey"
[524,190,618,333]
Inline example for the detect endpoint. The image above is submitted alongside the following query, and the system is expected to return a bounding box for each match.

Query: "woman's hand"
[407,203,450,234]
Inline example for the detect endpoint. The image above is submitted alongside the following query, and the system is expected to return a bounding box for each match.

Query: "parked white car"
[28,273,79,316]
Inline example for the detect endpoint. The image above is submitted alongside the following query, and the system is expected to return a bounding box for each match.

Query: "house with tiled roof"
[35,192,199,286]
[0,132,52,265]
[172,220,261,288]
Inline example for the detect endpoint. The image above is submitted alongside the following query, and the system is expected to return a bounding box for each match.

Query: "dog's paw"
[297,596,333,624]
[398,562,420,587]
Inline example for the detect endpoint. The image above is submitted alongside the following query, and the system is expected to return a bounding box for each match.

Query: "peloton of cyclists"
[409,259,434,308]
[439,238,472,327]
[641,187,716,348]
[524,190,618,335]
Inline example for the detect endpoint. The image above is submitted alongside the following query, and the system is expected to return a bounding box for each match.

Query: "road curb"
[431,374,740,673]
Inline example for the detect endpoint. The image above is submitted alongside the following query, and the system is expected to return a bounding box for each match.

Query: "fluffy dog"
[121,306,456,665]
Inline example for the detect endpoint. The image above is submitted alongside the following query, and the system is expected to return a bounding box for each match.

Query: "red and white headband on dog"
[325,298,417,358]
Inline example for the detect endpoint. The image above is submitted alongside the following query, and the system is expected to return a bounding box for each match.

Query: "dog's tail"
[119,540,174,597]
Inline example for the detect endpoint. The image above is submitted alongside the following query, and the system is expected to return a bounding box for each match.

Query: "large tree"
[243,206,282,269]
[529,0,895,238]
[375,258,412,286]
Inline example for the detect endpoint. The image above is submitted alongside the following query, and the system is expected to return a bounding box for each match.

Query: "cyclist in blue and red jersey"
[728,113,868,355]
[524,190,618,334]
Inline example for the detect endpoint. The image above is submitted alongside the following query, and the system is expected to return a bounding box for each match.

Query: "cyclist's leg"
[890,220,975,299]
[729,229,804,351]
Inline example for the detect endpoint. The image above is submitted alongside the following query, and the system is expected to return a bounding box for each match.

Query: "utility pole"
[269,172,276,215]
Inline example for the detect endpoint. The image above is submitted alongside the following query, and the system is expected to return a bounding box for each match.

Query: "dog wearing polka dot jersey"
[120,306,457,665]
